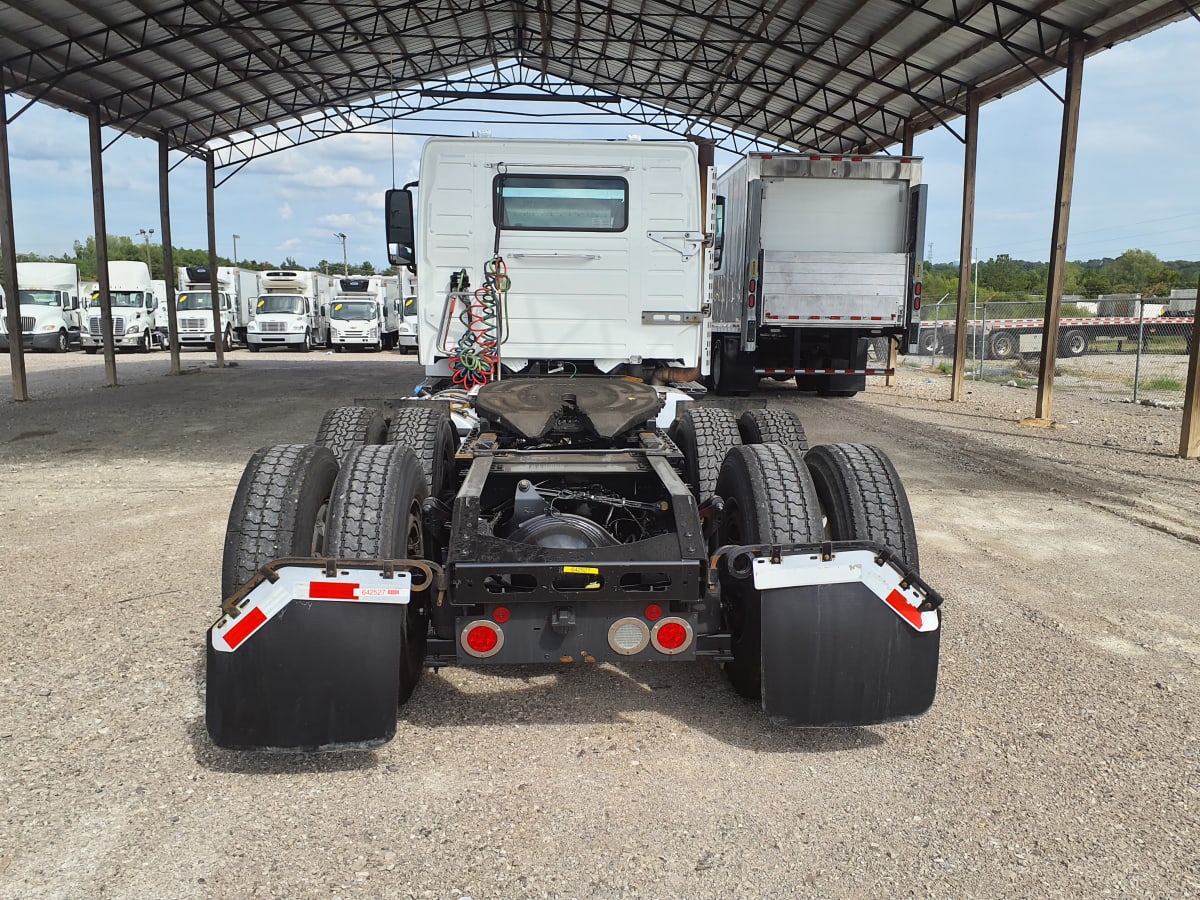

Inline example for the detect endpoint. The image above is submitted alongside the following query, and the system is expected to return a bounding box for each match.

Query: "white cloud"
[278,202,293,220]
[283,164,377,189]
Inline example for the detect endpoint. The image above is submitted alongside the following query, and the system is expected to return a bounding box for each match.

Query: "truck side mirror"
[147,293,158,311]
[385,188,416,270]
[70,296,79,310]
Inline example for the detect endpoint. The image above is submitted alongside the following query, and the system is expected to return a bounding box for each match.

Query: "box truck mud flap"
[747,545,941,726]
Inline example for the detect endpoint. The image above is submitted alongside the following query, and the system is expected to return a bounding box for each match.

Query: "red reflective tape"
[309,581,359,600]
[223,606,267,650]
[884,589,922,630]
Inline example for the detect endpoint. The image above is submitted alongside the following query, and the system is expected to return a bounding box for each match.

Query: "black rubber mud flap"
[760,581,940,726]
[206,600,404,752]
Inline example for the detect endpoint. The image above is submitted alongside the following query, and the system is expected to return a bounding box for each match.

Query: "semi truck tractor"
[80,261,164,353]
[710,153,927,396]
[326,276,400,351]
[206,138,943,752]
[0,262,84,352]
[247,269,329,351]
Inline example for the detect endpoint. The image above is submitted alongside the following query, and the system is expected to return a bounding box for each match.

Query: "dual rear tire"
[715,439,918,700]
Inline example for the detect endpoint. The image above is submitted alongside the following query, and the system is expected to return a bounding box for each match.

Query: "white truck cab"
[327,276,402,351]
[247,270,326,352]
[0,262,84,352]
[80,261,162,353]
[396,293,418,353]
[386,137,710,382]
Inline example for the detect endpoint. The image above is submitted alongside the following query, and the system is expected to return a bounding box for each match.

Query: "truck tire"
[326,445,430,703]
[221,443,339,600]
[315,406,387,464]
[804,443,919,571]
[137,330,151,353]
[296,330,312,353]
[55,330,69,353]
[386,406,457,495]
[671,405,741,503]
[1059,329,1088,358]
[716,443,823,700]
[987,330,1019,360]
[737,408,809,452]
[248,342,260,352]
[918,329,939,355]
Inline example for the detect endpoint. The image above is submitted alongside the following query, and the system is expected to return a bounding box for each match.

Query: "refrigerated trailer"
[711,154,926,396]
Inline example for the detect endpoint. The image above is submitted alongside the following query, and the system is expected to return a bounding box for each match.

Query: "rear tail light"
[461,620,504,658]
[608,617,650,656]
[651,617,693,655]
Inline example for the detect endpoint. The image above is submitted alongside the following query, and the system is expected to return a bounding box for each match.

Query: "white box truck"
[247,270,328,352]
[0,262,84,352]
[327,276,401,351]
[80,261,164,353]
[393,136,709,383]
[710,153,927,396]
[174,266,259,350]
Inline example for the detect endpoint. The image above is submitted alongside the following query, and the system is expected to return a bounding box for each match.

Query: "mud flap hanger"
[647,231,708,261]
[710,540,942,632]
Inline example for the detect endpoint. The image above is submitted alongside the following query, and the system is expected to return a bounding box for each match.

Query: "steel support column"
[950,91,979,402]
[206,151,226,367]
[0,85,28,401]
[901,121,915,157]
[1179,271,1200,458]
[1035,37,1085,422]
[89,107,117,387]
[889,121,916,386]
[159,136,180,374]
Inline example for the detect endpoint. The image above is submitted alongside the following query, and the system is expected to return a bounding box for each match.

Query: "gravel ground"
[1,349,1197,899]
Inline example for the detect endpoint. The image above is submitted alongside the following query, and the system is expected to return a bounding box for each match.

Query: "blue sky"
[4,19,1198,268]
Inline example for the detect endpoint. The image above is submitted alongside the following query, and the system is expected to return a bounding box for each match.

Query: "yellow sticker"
[334,303,343,311]
[92,291,100,299]
[177,294,187,303]
[562,566,599,575]
[257,299,265,308]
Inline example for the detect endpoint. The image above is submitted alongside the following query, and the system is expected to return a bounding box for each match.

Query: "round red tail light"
[461,620,504,658]
[651,617,693,655]
[644,603,663,621]
[493,606,511,624]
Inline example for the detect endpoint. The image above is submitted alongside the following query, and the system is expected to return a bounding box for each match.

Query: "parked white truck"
[174,266,260,350]
[80,261,163,353]
[710,153,927,396]
[326,276,401,351]
[204,136,944,752]
[0,262,84,352]
[247,269,329,352]
[395,136,709,383]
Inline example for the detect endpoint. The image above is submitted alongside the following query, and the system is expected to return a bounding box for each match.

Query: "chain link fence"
[905,297,1195,406]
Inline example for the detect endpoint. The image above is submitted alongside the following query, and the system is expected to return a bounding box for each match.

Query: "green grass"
[1143,376,1184,392]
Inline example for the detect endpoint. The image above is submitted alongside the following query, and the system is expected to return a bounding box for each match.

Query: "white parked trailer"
[711,153,926,396]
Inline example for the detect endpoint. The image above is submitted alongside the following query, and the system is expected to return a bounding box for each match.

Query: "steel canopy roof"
[0,1,1192,163]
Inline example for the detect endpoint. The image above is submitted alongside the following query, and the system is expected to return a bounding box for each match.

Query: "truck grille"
[180,317,207,331]
[20,316,34,333]
[89,317,126,337]
[259,321,288,333]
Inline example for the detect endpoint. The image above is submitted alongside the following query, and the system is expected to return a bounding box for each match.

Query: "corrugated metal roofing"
[0,1,1192,164]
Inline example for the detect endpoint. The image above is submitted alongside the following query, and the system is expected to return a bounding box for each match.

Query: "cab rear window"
[494,175,628,232]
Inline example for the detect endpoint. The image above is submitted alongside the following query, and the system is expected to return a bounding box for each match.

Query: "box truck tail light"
[608,617,650,655]
[462,620,504,658]
[651,617,693,655]
[747,278,757,309]
[644,603,663,621]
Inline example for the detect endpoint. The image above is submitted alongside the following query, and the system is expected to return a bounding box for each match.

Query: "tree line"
[5,234,386,280]
[923,249,1199,304]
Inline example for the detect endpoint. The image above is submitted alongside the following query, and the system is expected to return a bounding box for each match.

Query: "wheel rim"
[310,500,329,555]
